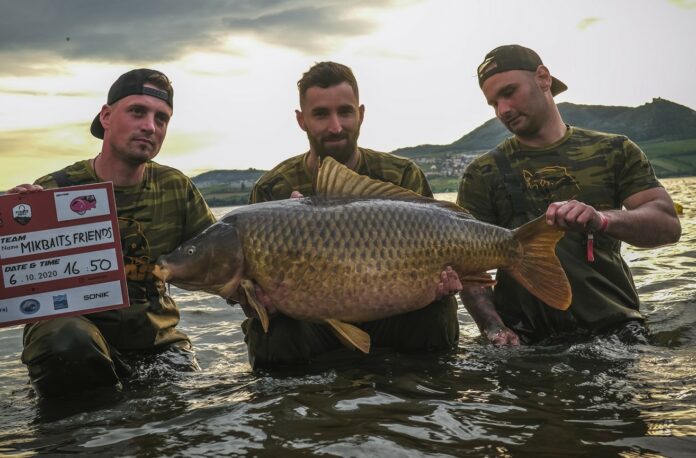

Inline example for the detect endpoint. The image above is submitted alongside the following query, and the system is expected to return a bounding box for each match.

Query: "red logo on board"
[70,195,97,215]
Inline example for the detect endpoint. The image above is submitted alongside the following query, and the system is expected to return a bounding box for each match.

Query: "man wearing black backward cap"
[9,69,215,398]
[457,45,681,346]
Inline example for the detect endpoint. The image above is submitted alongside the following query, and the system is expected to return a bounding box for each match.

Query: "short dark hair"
[297,61,359,104]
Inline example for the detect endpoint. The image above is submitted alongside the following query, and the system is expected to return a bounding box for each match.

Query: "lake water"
[1,179,695,457]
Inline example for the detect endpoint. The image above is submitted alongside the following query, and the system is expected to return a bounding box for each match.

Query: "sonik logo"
[83,291,109,301]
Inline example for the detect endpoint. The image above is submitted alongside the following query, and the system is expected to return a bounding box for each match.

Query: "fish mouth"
[152,264,228,296]
[152,264,171,282]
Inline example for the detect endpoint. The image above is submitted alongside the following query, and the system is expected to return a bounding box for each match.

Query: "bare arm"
[545,187,681,248]
[459,286,520,346]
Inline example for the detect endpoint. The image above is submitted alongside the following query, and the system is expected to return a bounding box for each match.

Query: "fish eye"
[186,246,196,255]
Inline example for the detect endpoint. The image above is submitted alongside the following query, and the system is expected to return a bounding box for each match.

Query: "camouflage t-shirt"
[457,126,660,342]
[34,159,216,349]
[249,147,434,202]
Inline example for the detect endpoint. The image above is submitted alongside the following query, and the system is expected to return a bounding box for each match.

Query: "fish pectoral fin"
[325,318,371,354]
[240,279,270,333]
[459,272,497,288]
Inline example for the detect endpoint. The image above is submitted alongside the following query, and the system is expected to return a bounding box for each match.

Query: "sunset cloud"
[0,0,405,75]
[0,0,694,191]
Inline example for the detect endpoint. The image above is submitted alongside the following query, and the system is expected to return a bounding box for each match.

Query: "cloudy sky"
[1,0,695,190]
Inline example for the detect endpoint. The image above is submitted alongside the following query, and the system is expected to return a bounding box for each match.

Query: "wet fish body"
[155,158,571,352]
[209,197,520,322]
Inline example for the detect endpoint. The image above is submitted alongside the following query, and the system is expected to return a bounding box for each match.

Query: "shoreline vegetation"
[193,98,696,207]
[198,167,695,208]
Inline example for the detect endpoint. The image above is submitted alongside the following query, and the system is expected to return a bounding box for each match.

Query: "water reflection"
[0,179,695,456]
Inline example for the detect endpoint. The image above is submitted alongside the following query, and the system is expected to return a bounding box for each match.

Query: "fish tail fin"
[325,319,371,354]
[508,216,572,310]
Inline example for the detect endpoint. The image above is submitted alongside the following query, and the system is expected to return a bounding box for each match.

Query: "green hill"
[392,98,696,189]
[194,98,696,204]
[192,168,265,207]
[395,98,696,158]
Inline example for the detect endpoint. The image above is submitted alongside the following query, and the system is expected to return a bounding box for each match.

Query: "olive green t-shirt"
[457,126,659,342]
[34,159,216,349]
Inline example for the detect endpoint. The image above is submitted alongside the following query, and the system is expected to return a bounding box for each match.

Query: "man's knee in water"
[23,317,110,362]
[22,317,119,398]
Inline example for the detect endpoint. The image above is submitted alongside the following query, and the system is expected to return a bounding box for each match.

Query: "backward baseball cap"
[477,44,568,96]
[90,68,174,139]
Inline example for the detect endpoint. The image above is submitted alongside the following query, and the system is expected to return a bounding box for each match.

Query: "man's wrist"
[597,212,609,233]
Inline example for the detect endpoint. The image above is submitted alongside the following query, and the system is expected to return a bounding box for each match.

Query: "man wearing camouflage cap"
[457,45,681,345]
[10,69,215,397]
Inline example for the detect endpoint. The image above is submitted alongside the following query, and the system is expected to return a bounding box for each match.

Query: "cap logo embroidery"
[478,57,498,78]
[142,86,169,102]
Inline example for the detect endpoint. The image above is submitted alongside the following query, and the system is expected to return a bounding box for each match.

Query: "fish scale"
[154,157,571,353]
[227,197,515,323]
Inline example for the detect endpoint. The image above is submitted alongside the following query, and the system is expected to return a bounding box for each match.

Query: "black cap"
[477,44,567,96]
[90,68,174,139]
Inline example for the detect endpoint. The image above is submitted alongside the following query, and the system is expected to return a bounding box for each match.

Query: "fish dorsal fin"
[315,156,473,216]
[316,156,423,200]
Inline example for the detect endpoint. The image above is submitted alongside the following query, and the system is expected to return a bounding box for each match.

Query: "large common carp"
[154,157,571,353]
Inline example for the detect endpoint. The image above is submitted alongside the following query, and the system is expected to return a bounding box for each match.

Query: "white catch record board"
[0,183,129,327]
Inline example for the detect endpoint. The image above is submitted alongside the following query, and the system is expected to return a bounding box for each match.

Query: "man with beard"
[241,61,461,368]
[10,69,215,397]
[456,45,681,346]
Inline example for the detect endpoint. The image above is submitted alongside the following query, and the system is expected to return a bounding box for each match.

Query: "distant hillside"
[192,169,265,188]
[194,98,696,204]
[393,98,696,158]
[390,98,696,191]
[192,168,266,206]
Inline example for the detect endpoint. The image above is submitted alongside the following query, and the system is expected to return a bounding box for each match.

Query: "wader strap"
[491,147,528,226]
[612,136,627,209]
